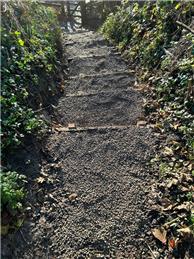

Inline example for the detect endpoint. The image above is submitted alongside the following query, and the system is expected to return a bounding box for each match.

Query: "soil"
[2,31,158,259]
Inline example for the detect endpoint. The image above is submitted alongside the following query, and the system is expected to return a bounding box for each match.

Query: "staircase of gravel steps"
[56,31,143,131]
[38,32,155,258]
[15,31,155,259]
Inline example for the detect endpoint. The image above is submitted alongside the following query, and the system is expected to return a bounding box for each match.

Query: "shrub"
[1,171,26,212]
[101,0,194,249]
[101,0,193,157]
[101,1,193,68]
[1,0,62,222]
[1,0,61,154]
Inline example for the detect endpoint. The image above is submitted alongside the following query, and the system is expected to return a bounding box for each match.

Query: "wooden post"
[66,1,71,18]
[80,0,87,28]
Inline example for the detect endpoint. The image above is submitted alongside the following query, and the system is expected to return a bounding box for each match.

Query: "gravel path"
[5,31,157,259]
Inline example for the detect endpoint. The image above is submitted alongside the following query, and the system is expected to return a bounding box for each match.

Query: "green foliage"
[1,0,61,153]
[101,0,193,163]
[155,53,194,154]
[101,1,193,68]
[1,171,26,212]
[1,0,62,222]
[101,0,194,239]
[101,6,132,47]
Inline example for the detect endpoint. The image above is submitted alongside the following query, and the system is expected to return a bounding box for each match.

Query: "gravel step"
[41,127,155,257]
[68,54,128,76]
[11,30,156,259]
[64,88,134,97]
[54,125,130,133]
[65,32,106,46]
[57,90,142,127]
[65,32,111,56]
[68,70,134,79]
[67,52,120,62]
[66,45,116,57]
[65,71,135,95]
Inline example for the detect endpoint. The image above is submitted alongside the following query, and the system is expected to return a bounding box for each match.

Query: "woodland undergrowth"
[102,1,194,257]
[1,0,62,233]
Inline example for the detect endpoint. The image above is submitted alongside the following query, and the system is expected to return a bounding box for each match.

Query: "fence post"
[80,0,86,28]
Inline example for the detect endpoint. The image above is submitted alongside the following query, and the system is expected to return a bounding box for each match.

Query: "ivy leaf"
[18,39,24,46]
[175,3,181,10]
[36,176,45,184]
[14,31,21,36]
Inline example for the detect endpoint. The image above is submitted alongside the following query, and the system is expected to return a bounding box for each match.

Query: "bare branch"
[176,20,194,34]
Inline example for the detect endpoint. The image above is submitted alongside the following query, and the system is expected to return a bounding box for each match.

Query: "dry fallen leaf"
[163,147,174,156]
[39,216,46,225]
[181,186,190,192]
[166,178,179,189]
[162,204,174,211]
[172,123,180,130]
[179,173,193,183]
[68,193,78,201]
[175,202,190,212]
[169,239,176,249]
[177,227,191,235]
[160,198,172,207]
[154,123,163,131]
[188,163,192,171]
[152,228,167,244]
[36,177,45,184]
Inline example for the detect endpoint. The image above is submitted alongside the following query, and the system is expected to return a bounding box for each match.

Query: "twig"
[163,48,174,57]
[176,20,194,34]
[46,246,50,259]
[34,105,51,113]
[19,229,28,244]
[164,217,180,227]
[145,241,157,259]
